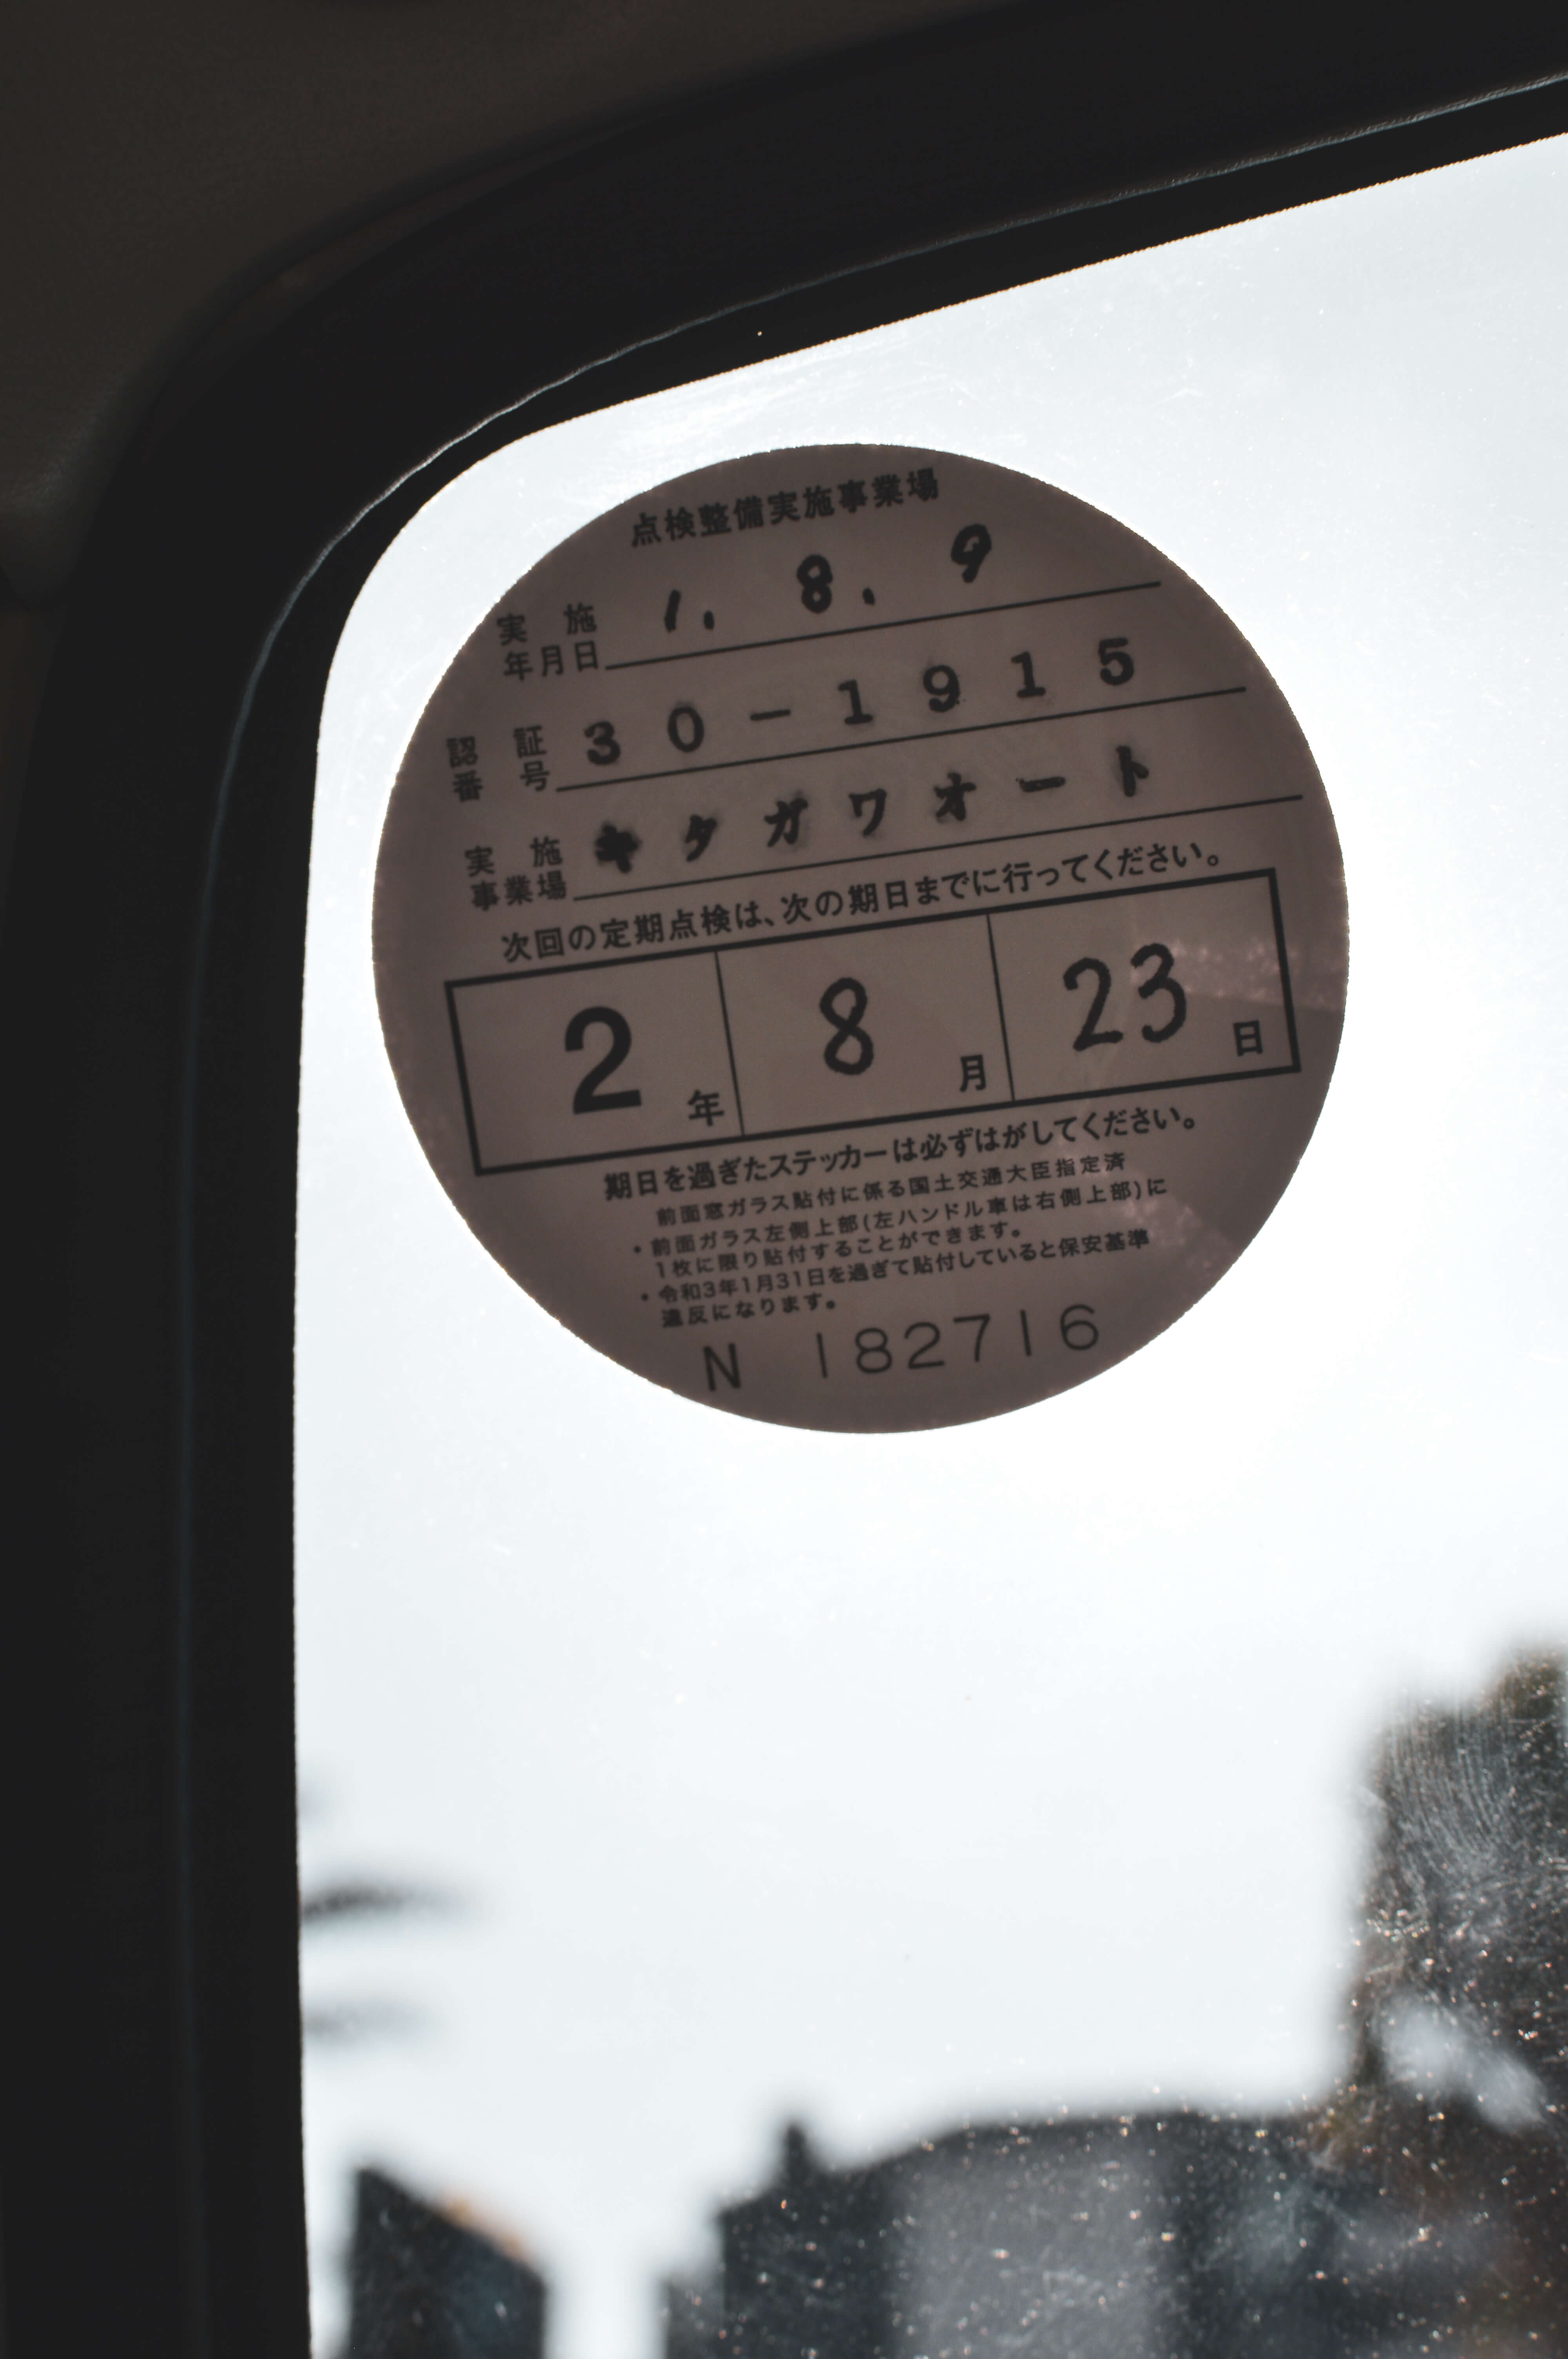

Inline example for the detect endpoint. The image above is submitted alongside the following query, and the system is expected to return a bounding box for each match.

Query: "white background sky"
[297,133,1568,2359]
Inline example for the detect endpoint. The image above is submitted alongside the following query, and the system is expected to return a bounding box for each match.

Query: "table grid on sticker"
[446,867,1300,1176]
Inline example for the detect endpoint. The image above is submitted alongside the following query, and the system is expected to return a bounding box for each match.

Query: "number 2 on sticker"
[565,1006,642,1112]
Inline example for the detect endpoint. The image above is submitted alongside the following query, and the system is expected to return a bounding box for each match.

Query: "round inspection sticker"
[374,446,1347,1433]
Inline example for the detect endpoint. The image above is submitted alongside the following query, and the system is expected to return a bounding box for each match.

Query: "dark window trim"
[4,8,1566,2354]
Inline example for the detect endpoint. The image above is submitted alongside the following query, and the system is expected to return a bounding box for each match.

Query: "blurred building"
[348,2167,546,2359]
[668,2112,1512,2359]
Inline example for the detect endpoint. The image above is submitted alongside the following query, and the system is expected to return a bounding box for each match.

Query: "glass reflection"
[316,1659,1568,2354]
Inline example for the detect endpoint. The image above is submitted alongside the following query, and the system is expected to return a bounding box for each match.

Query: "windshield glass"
[298,131,1568,2359]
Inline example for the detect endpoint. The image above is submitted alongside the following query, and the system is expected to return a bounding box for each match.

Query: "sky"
[296,130,1568,2359]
